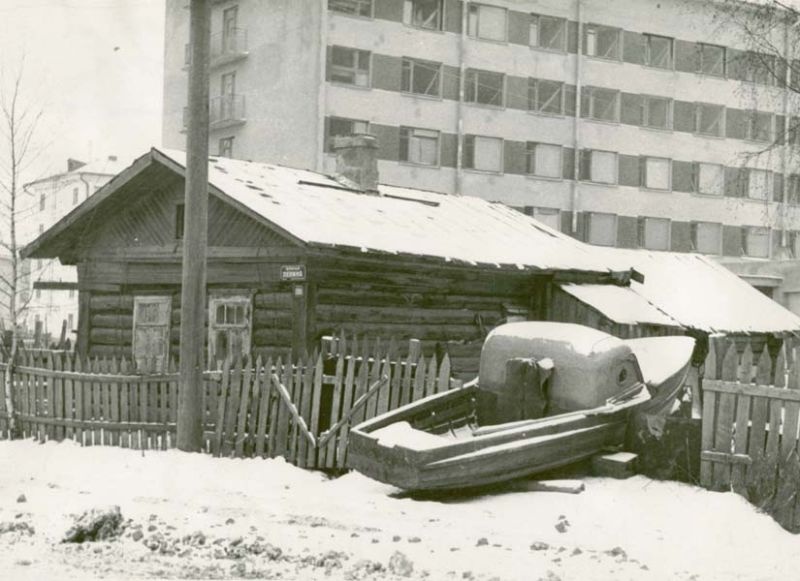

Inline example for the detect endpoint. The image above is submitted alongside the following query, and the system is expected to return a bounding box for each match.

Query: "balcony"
[184,28,249,70]
[181,94,246,132]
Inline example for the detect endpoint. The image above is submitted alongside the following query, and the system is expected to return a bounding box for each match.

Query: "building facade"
[162,0,800,263]
[18,157,126,344]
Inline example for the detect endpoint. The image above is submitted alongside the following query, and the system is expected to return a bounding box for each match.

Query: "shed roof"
[23,148,617,275]
[560,248,800,335]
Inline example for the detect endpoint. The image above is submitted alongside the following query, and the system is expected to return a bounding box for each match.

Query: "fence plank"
[704,337,719,381]
[365,354,381,421]
[325,354,345,469]
[255,357,272,458]
[307,354,324,467]
[235,355,253,458]
[700,388,717,488]
[336,354,358,469]
[118,358,130,448]
[297,358,315,469]
[287,363,303,465]
[213,357,231,456]
[247,356,263,457]
[73,357,84,445]
[755,347,772,387]
[746,395,770,491]
[272,359,291,459]
[53,355,65,441]
[352,359,369,426]
[774,346,787,389]
[375,356,392,418]
[438,353,451,394]
[711,343,740,490]
[109,358,121,447]
[730,390,751,495]
[762,398,784,492]
[412,354,426,403]
[425,355,438,398]
[782,402,800,462]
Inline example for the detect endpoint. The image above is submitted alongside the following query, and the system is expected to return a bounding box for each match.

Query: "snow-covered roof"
[24,156,130,188]
[561,248,800,335]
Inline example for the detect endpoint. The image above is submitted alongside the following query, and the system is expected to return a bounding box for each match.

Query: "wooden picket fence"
[0,336,459,470]
[700,337,800,531]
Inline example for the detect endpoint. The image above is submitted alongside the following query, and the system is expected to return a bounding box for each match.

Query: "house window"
[644,34,673,69]
[465,69,504,106]
[399,127,440,166]
[643,157,671,190]
[132,296,172,371]
[744,227,770,258]
[696,163,725,196]
[527,207,561,231]
[691,222,722,254]
[643,96,672,130]
[746,112,773,142]
[330,46,371,87]
[698,43,726,76]
[747,169,771,201]
[639,217,671,250]
[580,150,617,184]
[175,203,185,240]
[530,15,566,51]
[525,143,562,179]
[463,135,503,172]
[584,24,620,60]
[72,187,79,205]
[403,0,443,30]
[208,295,252,363]
[329,0,372,17]
[528,79,563,115]
[39,194,46,212]
[587,212,617,246]
[401,58,441,97]
[467,3,507,42]
[219,136,234,157]
[327,117,369,149]
[695,103,724,137]
[585,87,619,122]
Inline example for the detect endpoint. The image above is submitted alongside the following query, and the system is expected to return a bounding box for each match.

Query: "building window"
[695,163,725,196]
[643,96,672,130]
[68,289,75,299]
[39,194,46,211]
[587,212,617,246]
[528,79,563,115]
[746,112,773,142]
[525,207,561,231]
[747,169,771,201]
[218,136,234,157]
[329,0,372,18]
[35,288,41,299]
[463,135,503,172]
[788,174,800,204]
[132,296,172,371]
[525,143,562,179]
[580,150,617,184]
[744,227,770,258]
[175,203,185,240]
[691,222,722,254]
[72,187,79,205]
[644,34,673,69]
[327,117,369,149]
[465,68,504,106]
[530,14,566,51]
[67,313,74,330]
[742,52,776,86]
[584,24,620,60]
[221,5,238,52]
[639,217,671,250]
[399,127,440,166]
[403,0,442,30]
[643,157,671,190]
[695,103,724,137]
[698,43,726,76]
[467,3,507,42]
[209,295,252,363]
[330,46,371,87]
[585,87,619,122]
[401,58,441,97]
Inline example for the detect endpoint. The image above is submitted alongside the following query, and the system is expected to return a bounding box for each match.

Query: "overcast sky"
[0,0,165,182]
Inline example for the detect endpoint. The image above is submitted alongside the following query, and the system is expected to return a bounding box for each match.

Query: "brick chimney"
[67,158,86,172]
[332,134,379,193]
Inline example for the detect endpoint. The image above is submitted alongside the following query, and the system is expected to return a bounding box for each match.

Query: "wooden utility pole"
[177,0,211,452]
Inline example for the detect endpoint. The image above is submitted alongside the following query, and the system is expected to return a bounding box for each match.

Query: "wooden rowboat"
[347,323,694,492]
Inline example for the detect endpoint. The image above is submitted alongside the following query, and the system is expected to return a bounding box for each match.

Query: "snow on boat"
[347,322,695,492]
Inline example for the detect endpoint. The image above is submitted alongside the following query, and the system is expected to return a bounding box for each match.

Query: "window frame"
[208,294,253,364]
[218,136,234,157]
[329,0,373,18]
[691,221,723,255]
[529,14,567,52]
[463,134,504,173]
[743,226,771,258]
[642,156,672,191]
[644,34,674,70]
[467,2,508,42]
[745,111,773,143]
[581,149,618,185]
[527,207,562,231]
[695,102,725,137]
[587,212,618,247]
[401,57,442,98]
[465,68,505,107]
[638,216,672,250]
[695,162,725,196]
[329,45,372,87]
[525,142,563,179]
[698,43,726,77]
[586,86,620,123]
[132,295,172,372]
[327,116,370,150]
[642,95,673,130]
[746,168,772,201]
[403,0,444,31]
[399,126,441,166]
[583,23,621,61]
[528,78,564,115]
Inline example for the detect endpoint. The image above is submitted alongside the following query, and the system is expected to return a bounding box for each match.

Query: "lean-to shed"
[23,145,629,375]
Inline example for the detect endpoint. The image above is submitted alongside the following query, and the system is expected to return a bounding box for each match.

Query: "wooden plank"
[700,451,752,465]
[52,355,64,441]
[737,344,753,385]
[246,356,263,457]
[272,359,291,459]
[364,355,381,421]
[92,359,102,445]
[324,354,345,469]
[336,354,358,469]
[700,388,717,488]
[118,358,130,448]
[412,353,426,403]
[774,346,787,389]
[169,358,178,448]
[352,359,369,426]
[255,357,272,458]
[15,414,176,433]
[781,401,800,462]
[755,346,772,386]
[730,391,751,495]
[288,363,303,464]
[109,358,121,446]
[223,356,244,457]
[307,354,324,467]
[424,355,438,399]
[704,380,800,402]
[375,356,392,418]
[296,358,315,468]
[437,353,451,394]
[213,357,231,456]
[73,357,84,445]
[763,397,783,488]
[746,395,770,490]
[711,343,740,490]
[234,355,253,458]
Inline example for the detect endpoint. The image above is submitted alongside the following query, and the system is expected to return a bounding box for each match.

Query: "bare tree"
[0,62,44,436]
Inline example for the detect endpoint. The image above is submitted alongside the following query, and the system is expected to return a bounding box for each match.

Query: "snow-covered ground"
[1,440,798,580]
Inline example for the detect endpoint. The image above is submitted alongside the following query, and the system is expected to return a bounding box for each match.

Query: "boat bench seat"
[372,421,446,451]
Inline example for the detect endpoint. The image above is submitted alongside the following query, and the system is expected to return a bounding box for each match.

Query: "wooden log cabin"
[22,138,632,376]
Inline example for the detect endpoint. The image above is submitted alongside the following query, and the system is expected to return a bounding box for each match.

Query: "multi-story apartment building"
[17,156,126,344]
[161,0,800,275]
